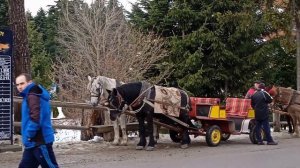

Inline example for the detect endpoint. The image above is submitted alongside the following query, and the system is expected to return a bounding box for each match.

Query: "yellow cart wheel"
[206,125,222,147]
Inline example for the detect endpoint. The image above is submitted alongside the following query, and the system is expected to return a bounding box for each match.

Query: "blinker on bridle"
[109,90,126,112]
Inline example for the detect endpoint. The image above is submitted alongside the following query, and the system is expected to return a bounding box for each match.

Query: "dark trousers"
[255,118,274,143]
[19,143,59,168]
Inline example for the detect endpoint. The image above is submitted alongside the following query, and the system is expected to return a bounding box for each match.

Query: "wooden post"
[273,113,281,132]
[13,102,21,134]
[80,108,92,141]
[102,109,114,141]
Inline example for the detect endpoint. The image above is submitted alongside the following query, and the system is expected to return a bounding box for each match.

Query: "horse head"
[266,85,278,98]
[266,85,296,106]
[107,88,125,121]
[87,76,104,106]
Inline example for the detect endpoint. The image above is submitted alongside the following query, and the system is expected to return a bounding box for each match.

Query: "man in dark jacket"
[245,80,261,99]
[251,83,277,145]
[16,73,59,168]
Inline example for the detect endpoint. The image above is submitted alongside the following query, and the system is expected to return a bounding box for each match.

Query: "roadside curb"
[0,144,22,153]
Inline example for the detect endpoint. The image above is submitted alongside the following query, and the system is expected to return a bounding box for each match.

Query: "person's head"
[15,73,33,93]
[258,83,266,90]
[254,80,262,89]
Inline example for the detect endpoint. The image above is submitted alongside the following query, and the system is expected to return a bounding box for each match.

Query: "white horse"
[87,75,128,145]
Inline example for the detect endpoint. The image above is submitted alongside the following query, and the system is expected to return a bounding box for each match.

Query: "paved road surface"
[1,131,299,168]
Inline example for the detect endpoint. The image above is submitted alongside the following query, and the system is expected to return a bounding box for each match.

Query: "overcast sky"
[24,0,135,16]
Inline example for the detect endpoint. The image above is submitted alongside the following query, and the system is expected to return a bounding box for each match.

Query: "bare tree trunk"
[8,0,30,77]
[8,0,30,134]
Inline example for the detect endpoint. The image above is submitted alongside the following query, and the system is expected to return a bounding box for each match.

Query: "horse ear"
[88,75,92,81]
[112,88,118,96]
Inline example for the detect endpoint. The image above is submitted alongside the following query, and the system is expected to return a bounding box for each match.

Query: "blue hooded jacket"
[20,82,54,149]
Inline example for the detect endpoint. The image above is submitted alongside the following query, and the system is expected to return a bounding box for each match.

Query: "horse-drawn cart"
[162,97,259,147]
[89,78,265,150]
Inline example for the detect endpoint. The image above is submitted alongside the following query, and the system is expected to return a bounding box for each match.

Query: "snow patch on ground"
[53,119,81,142]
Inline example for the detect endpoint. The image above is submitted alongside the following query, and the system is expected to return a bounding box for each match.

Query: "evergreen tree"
[33,9,48,41]
[128,0,294,98]
[27,19,52,87]
[257,4,296,88]
[44,0,86,60]
[0,0,9,29]
[260,39,296,88]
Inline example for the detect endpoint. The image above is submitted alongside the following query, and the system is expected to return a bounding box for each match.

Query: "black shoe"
[257,141,265,145]
[267,141,278,145]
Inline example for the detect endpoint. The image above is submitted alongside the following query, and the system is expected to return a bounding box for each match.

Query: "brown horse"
[268,85,298,135]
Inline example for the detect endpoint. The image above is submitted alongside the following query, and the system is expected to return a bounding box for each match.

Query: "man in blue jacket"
[251,83,278,145]
[16,73,59,168]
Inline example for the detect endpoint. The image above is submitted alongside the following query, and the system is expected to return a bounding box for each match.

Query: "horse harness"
[112,83,190,114]
[276,87,297,111]
[112,85,153,114]
[271,87,297,115]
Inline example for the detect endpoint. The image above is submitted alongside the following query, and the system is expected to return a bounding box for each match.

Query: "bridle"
[269,86,280,111]
[109,89,126,112]
[270,86,292,112]
[89,79,104,104]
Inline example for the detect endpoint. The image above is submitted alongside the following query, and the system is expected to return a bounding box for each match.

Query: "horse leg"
[153,124,159,144]
[146,111,155,151]
[180,112,191,149]
[292,114,299,136]
[119,113,128,146]
[286,115,294,134]
[296,114,300,136]
[136,112,146,150]
[288,105,300,136]
[112,119,120,145]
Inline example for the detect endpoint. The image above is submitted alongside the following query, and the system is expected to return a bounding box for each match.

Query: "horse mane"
[87,76,95,90]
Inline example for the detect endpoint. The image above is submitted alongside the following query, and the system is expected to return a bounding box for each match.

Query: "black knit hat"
[254,80,262,84]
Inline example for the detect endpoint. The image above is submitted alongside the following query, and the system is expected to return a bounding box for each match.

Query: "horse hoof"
[112,141,119,145]
[292,134,300,138]
[120,142,127,146]
[146,146,154,151]
[136,146,144,150]
[180,144,189,149]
